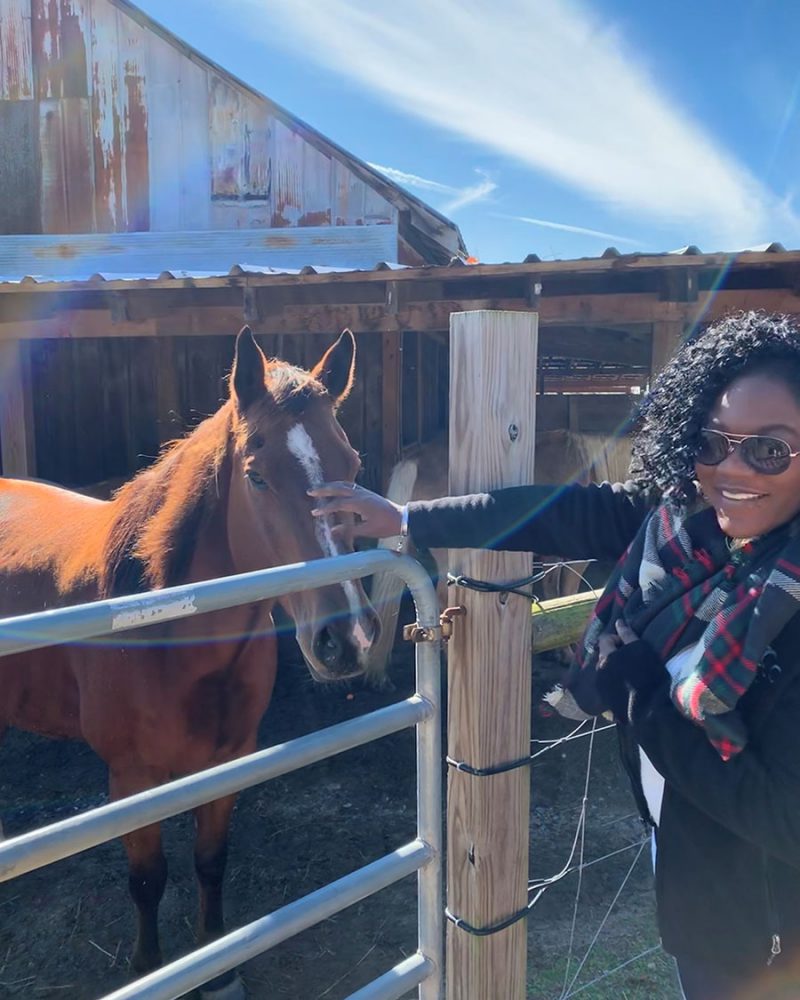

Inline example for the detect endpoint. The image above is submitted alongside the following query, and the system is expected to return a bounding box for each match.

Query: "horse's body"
[0,327,379,997]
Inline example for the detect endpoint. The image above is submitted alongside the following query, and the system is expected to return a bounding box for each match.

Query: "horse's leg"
[110,766,169,975]
[194,793,245,999]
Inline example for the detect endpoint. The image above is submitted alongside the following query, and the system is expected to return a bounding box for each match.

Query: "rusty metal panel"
[364,183,395,226]
[333,157,366,226]
[209,74,241,197]
[144,27,181,231]
[0,0,34,100]
[271,117,304,228]
[209,81,270,201]
[177,54,210,229]
[242,94,269,199]
[116,4,149,231]
[298,139,332,227]
[0,100,40,232]
[209,78,270,228]
[89,0,124,231]
[39,96,95,231]
[31,0,90,100]
[89,0,150,232]
[146,28,210,231]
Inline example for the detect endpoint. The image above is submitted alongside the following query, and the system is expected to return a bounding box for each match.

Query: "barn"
[0,0,464,490]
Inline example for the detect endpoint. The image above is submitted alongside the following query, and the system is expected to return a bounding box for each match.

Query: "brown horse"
[0,326,380,998]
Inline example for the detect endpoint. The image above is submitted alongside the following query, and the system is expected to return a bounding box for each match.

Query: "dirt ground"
[0,612,678,1000]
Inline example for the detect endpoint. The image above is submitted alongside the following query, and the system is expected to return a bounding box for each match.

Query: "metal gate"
[0,550,443,1000]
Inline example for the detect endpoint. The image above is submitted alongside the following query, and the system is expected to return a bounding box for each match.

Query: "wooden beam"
[447,310,538,1000]
[531,591,598,652]
[0,339,36,478]
[380,330,401,490]
[651,320,687,375]
[1,288,798,342]
[539,325,651,365]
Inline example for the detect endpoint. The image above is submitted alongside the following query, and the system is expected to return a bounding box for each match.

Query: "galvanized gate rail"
[0,550,443,1000]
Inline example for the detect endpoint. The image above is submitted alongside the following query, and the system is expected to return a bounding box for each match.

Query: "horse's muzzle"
[310,609,380,679]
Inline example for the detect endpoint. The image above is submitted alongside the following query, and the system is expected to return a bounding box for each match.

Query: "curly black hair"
[632,311,800,505]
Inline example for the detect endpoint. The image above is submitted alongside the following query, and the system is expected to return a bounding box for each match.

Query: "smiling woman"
[310,311,800,999]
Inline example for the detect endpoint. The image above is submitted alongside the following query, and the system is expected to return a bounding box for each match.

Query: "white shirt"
[639,641,703,827]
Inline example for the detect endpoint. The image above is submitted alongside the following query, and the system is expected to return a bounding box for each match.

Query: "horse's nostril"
[313,625,344,668]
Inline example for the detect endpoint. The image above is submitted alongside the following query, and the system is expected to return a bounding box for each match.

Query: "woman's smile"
[695,373,800,538]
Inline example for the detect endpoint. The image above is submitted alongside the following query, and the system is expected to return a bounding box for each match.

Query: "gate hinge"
[403,605,466,644]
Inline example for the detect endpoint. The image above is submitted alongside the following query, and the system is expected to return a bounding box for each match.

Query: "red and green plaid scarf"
[569,502,800,759]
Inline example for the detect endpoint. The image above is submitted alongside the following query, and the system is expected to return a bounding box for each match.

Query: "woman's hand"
[596,620,665,724]
[308,483,404,540]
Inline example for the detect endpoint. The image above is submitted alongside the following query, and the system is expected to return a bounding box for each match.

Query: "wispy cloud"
[498,214,642,247]
[240,0,799,248]
[368,163,496,214]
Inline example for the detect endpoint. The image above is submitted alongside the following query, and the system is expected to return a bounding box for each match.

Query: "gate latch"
[403,605,466,644]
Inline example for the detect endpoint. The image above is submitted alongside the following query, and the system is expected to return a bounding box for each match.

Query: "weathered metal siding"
[0,0,397,242]
[0,0,33,100]
[32,0,90,100]
[89,0,149,231]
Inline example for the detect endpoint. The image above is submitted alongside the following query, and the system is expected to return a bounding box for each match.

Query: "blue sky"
[136,0,800,263]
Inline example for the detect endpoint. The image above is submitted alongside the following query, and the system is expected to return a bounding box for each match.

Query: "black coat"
[408,482,800,973]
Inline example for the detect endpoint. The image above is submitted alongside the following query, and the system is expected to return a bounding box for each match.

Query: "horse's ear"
[231,326,269,411]
[311,329,355,405]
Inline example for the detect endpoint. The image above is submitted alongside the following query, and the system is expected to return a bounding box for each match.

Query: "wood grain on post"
[447,310,538,1000]
[0,338,36,478]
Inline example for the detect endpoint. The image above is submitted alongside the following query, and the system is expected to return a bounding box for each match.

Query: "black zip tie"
[447,571,543,600]
[446,754,533,776]
[446,900,534,936]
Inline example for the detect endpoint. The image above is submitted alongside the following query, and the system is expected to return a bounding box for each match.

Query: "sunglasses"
[695,428,800,475]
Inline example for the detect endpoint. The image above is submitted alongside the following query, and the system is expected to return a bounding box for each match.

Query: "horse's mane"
[102,361,325,597]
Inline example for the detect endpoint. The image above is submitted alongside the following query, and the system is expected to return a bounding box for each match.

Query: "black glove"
[595,639,666,725]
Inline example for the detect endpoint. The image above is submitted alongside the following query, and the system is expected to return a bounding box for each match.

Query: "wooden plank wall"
[24,332,387,492]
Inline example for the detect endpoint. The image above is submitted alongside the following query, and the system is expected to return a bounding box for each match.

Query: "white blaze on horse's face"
[286,422,374,665]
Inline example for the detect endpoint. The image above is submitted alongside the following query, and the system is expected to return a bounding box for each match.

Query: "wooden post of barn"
[0,338,36,478]
[446,310,538,999]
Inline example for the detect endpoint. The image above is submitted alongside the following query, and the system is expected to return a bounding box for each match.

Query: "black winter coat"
[408,481,800,974]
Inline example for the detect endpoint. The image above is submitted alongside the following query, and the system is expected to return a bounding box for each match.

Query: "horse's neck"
[182,448,239,586]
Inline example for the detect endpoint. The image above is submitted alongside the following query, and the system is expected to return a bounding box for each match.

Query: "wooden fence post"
[0,338,36,478]
[446,310,538,999]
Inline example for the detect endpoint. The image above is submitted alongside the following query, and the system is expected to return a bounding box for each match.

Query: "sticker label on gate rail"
[111,594,198,631]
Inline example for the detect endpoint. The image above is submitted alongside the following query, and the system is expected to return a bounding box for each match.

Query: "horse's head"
[226,326,380,680]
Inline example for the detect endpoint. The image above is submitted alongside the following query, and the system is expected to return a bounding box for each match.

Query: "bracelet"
[396,504,409,553]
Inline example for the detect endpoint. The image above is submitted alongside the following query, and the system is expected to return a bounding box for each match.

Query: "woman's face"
[695,371,800,538]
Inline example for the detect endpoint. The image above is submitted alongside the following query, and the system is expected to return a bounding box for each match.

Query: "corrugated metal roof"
[519,242,789,264]
[0,239,796,293]
[0,224,400,284]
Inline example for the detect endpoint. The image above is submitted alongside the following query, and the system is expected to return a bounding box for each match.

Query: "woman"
[311,311,800,999]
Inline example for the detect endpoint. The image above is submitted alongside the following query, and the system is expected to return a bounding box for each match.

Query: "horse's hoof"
[199,973,246,1000]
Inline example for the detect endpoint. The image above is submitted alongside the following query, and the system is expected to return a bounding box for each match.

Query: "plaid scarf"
[569,502,800,759]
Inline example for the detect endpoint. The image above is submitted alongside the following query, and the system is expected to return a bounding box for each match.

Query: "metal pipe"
[0,698,430,881]
[0,551,434,655]
[415,638,444,998]
[0,550,445,998]
[99,841,433,1000]
[344,953,434,1000]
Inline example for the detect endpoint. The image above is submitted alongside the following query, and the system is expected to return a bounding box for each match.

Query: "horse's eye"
[246,470,269,490]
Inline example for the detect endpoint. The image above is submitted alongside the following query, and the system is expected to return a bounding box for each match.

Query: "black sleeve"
[631,680,800,868]
[406,480,653,561]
